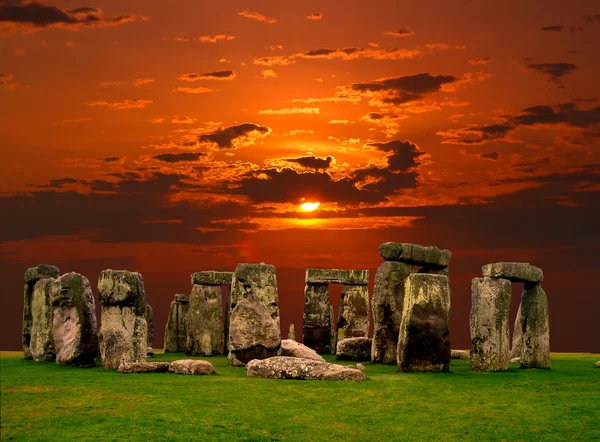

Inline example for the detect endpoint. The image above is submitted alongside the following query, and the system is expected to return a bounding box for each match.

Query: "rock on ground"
[169,359,215,375]
[280,339,325,362]
[451,350,469,360]
[482,262,543,283]
[118,361,171,373]
[246,356,366,381]
[595,361,600,368]
[336,337,372,361]
[356,363,366,372]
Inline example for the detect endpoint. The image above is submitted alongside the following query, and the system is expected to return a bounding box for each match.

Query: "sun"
[300,200,320,211]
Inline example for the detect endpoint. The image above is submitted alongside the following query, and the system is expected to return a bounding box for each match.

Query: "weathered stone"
[145,304,154,356]
[356,363,366,372]
[336,284,369,343]
[230,357,246,367]
[336,337,372,361]
[51,272,98,367]
[164,295,189,352]
[23,264,59,360]
[510,303,523,359]
[98,270,148,369]
[482,262,543,283]
[511,357,521,363]
[228,263,281,364]
[246,356,366,381]
[379,243,451,268]
[470,277,511,371]
[287,323,295,341]
[451,350,469,360]
[186,284,224,356]
[371,261,413,364]
[305,268,369,285]
[595,361,600,368]
[169,359,215,375]
[519,283,550,368]
[29,279,56,362]
[397,274,451,372]
[303,283,332,354]
[97,270,146,315]
[280,339,325,362]
[329,304,336,355]
[117,361,171,373]
[224,285,231,355]
[191,271,233,286]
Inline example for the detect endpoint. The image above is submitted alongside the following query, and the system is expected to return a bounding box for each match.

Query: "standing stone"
[397,274,451,372]
[23,264,59,360]
[371,261,413,364]
[336,284,369,343]
[336,337,373,361]
[164,294,189,352]
[228,263,281,364]
[97,270,148,369]
[510,303,523,359]
[145,304,154,356]
[303,283,332,354]
[186,284,224,356]
[51,272,99,367]
[519,283,550,368]
[224,286,231,355]
[288,323,296,341]
[469,277,511,371]
[329,304,336,354]
[29,279,56,362]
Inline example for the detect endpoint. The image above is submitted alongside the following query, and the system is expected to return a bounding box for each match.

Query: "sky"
[1,0,599,353]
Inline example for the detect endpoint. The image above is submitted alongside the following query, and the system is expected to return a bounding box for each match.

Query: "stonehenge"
[97,270,148,369]
[246,356,366,381]
[336,337,372,361]
[280,339,325,362]
[228,263,281,365]
[164,294,190,352]
[145,304,154,356]
[472,262,549,370]
[302,268,369,355]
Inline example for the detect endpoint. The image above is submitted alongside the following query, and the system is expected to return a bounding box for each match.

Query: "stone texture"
[379,243,451,268]
[51,272,99,367]
[519,283,550,368]
[145,304,154,356]
[228,263,281,364]
[97,270,148,369]
[356,363,366,372]
[482,262,543,283]
[510,303,523,359]
[164,294,190,352]
[29,279,56,362]
[451,350,469,360]
[117,361,171,373]
[23,264,59,360]
[595,361,600,368]
[397,274,451,372]
[329,305,336,355]
[469,277,511,371]
[169,359,215,375]
[336,337,372,361]
[336,284,369,343]
[186,284,224,356]
[224,285,231,355]
[302,283,332,354]
[191,271,233,286]
[246,356,366,381]
[305,268,369,285]
[280,339,325,362]
[371,261,413,364]
[287,323,295,341]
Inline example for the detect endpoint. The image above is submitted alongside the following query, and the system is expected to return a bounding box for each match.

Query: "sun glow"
[300,201,320,211]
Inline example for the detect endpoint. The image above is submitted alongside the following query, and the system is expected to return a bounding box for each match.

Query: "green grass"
[1,351,599,441]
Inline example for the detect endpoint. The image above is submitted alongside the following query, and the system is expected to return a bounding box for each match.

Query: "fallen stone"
[303,283,332,354]
[117,361,171,373]
[379,243,451,268]
[511,357,521,363]
[356,363,366,372]
[398,274,451,372]
[336,284,369,343]
[145,304,154,357]
[246,356,366,381]
[336,337,372,361]
[595,361,600,368]
[228,263,281,364]
[230,357,246,367]
[451,350,469,360]
[164,294,189,352]
[51,272,99,367]
[470,277,511,371]
[169,359,215,375]
[305,269,369,285]
[191,271,233,286]
[519,283,550,368]
[482,262,543,283]
[371,261,413,364]
[287,323,296,341]
[29,279,56,362]
[280,339,325,362]
[186,284,224,356]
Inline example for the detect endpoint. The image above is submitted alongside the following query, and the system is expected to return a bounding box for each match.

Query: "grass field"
[1,351,599,441]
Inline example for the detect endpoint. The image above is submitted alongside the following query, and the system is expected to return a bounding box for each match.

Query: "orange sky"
[1,0,599,352]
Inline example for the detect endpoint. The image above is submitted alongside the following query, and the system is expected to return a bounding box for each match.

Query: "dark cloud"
[198,123,271,149]
[525,62,578,85]
[584,14,600,23]
[0,0,139,33]
[351,73,457,104]
[479,152,499,160]
[383,27,415,38]
[366,140,425,172]
[178,71,236,81]
[103,157,121,163]
[573,97,597,103]
[541,25,563,31]
[285,156,332,170]
[153,153,204,163]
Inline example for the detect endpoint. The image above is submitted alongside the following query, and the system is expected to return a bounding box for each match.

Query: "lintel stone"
[482,262,543,283]
[379,243,451,268]
[191,271,233,286]
[305,269,369,285]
